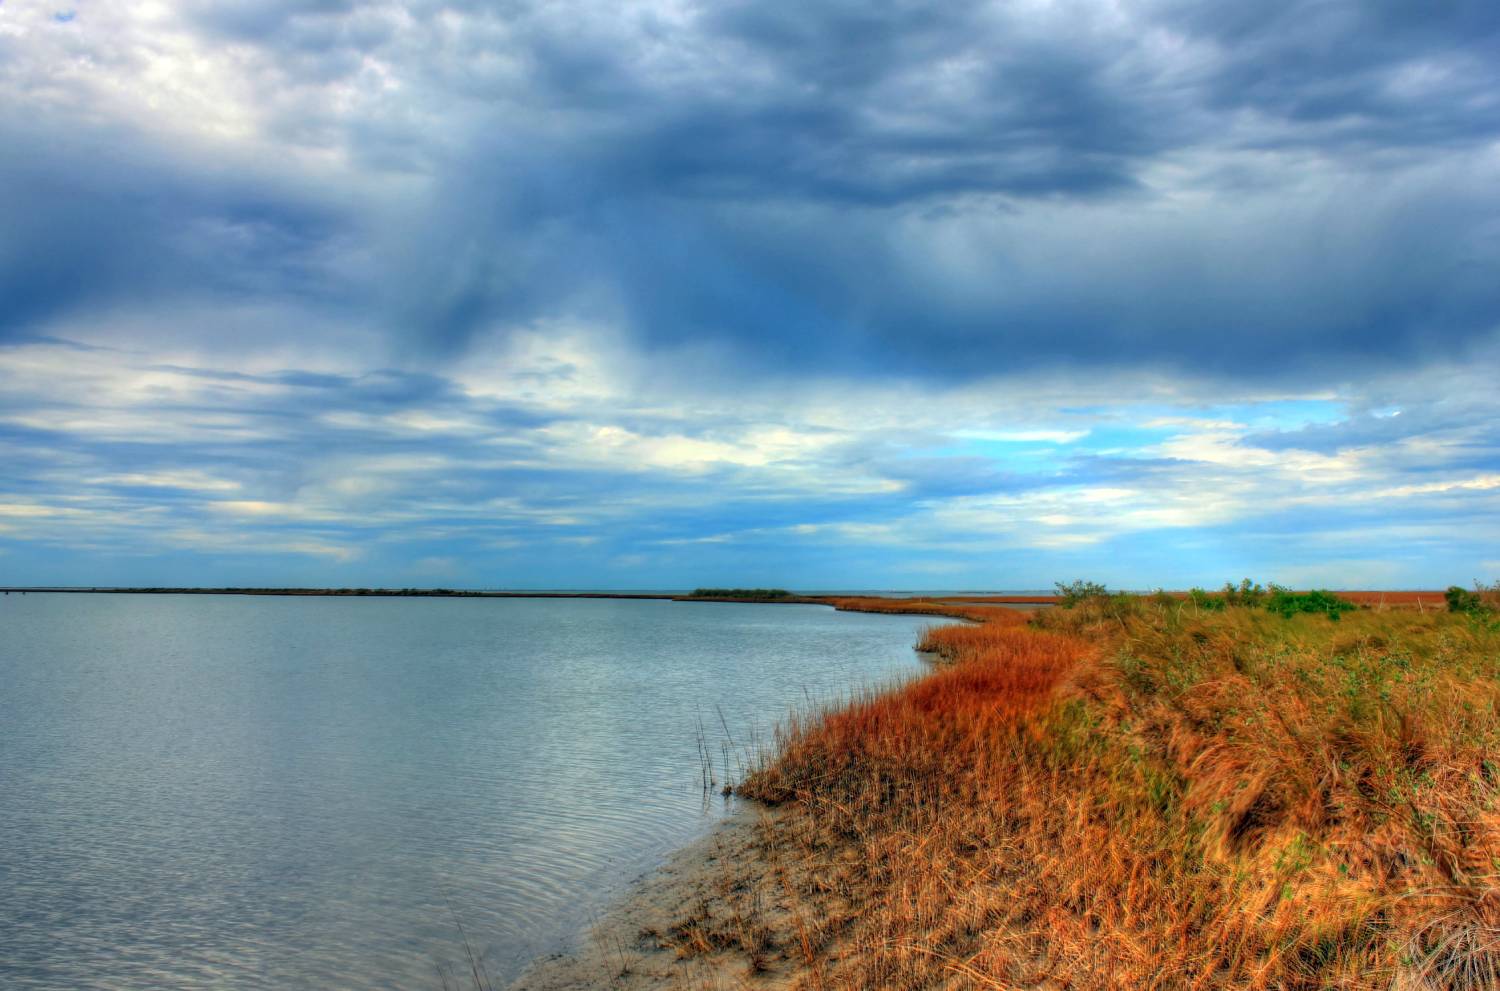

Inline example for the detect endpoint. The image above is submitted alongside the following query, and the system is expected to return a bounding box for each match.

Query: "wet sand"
[508,805,798,991]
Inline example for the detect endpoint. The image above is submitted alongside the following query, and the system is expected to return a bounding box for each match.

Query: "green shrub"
[1221,578,1267,607]
[1188,588,1226,611]
[1446,586,1485,613]
[1055,579,1110,608]
[689,588,793,600]
[1265,586,1356,621]
[1445,582,1500,615]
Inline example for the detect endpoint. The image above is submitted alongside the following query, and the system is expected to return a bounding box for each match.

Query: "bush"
[1265,586,1356,621]
[1446,586,1485,613]
[689,588,793,600]
[1445,581,1500,615]
[1221,578,1267,607]
[1054,579,1110,608]
[1181,581,1269,612]
[1187,588,1226,611]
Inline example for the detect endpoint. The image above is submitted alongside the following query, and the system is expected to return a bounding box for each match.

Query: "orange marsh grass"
[700,597,1500,990]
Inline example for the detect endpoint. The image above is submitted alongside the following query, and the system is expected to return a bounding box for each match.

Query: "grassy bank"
[660,593,1499,989]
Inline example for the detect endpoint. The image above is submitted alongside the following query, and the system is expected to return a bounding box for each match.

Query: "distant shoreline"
[0,587,682,599]
[0,587,1065,604]
[0,588,1450,609]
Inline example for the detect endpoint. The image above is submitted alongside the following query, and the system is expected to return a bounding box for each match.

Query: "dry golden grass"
[686,596,1500,990]
[933,595,1061,605]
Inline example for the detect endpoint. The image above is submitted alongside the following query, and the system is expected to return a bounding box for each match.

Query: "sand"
[507,804,801,991]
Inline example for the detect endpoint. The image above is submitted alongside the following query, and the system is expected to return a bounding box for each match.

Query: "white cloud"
[1367,474,1500,500]
[85,471,241,492]
[1,321,1498,584]
[953,428,1090,444]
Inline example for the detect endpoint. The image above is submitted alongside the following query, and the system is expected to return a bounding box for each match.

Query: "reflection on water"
[0,594,929,989]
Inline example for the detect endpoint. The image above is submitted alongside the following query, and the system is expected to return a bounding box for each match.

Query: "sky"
[1,0,1498,590]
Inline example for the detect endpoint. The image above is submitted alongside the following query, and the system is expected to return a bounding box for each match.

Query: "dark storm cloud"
[5,0,1500,380]
[0,116,357,341]
[593,2,1165,205]
[358,0,1500,378]
[1158,0,1500,148]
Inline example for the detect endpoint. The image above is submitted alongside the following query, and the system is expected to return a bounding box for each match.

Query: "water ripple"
[0,595,927,989]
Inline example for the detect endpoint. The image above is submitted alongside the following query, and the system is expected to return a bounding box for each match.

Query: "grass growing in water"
[678,593,1500,989]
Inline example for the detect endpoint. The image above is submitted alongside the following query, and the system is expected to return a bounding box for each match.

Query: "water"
[0,594,932,989]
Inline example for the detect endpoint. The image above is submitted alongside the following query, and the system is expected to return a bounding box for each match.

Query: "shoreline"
[8,586,1481,983]
[0,587,685,599]
[0,586,1448,609]
[517,591,1496,988]
[506,804,786,991]
[0,587,1067,607]
[507,600,1051,990]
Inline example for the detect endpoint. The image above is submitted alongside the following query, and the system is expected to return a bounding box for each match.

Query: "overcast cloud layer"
[1,0,1497,588]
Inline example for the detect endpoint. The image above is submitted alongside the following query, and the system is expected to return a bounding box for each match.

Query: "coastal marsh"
[638,594,1500,990]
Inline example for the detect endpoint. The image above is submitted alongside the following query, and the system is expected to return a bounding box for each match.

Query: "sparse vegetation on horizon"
[687,588,795,600]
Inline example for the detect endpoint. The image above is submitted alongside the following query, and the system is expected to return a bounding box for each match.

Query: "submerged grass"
[677,594,1500,989]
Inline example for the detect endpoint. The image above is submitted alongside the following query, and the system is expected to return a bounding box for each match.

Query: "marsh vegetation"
[655,587,1500,989]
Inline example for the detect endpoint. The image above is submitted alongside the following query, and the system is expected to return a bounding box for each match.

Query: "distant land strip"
[0,587,684,598]
[0,587,1451,608]
[0,587,1065,605]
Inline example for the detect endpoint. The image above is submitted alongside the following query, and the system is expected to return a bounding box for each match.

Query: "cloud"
[2,1,1499,585]
[0,120,360,346]
[2,329,1497,585]
[3,1,1497,380]
[1159,0,1500,149]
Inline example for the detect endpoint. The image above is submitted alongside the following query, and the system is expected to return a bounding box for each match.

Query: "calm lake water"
[0,594,931,989]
